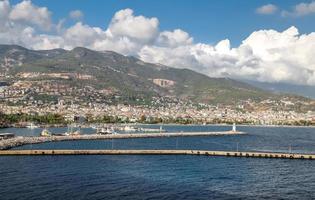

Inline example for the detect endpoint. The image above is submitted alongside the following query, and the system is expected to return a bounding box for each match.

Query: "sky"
[1,0,315,86]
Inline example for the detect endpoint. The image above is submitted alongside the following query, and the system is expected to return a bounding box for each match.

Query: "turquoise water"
[0,125,315,199]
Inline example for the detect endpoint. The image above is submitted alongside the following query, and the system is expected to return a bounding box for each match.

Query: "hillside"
[0,44,308,105]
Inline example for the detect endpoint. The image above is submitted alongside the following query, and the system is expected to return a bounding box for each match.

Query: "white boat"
[123,125,137,132]
[26,123,39,129]
[97,128,116,135]
[65,124,81,136]
[40,129,51,137]
[71,130,81,136]
[140,126,166,133]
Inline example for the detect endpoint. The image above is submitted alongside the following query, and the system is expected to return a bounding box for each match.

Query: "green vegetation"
[1,44,303,105]
[0,113,66,127]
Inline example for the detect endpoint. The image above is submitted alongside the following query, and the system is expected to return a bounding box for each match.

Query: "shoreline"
[1,123,314,129]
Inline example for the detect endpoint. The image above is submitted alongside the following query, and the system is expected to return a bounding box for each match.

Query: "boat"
[91,124,98,129]
[139,126,166,133]
[40,129,51,137]
[97,127,116,135]
[26,123,39,129]
[52,133,65,136]
[65,124,81,136]
[123,125,138,132]
[71,130,81,136]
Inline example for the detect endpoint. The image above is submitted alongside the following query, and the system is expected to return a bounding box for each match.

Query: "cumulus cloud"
[139,26,315,86]
[157,29,193,47]
[107,8,159,43]
[0,1,315,86]
[256,4,278,15]
[9,0,52,30]
[282,1,315,17]
[63,22,103,48]
[69,10,83,20]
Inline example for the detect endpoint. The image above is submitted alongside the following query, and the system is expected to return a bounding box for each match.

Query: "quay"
[0,149,314,160]
[0,131,244,150]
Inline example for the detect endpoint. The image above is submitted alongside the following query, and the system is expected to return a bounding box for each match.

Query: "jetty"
[0,131,244,150]
[0,149,314,160]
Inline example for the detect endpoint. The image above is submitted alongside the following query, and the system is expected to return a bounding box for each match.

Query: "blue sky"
[11,0,315,46]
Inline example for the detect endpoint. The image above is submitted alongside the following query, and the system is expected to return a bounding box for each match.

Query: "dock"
[0,131,244,150]
[0,149,314,160]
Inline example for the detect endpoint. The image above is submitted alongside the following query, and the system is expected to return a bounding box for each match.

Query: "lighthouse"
[232,123,236,132]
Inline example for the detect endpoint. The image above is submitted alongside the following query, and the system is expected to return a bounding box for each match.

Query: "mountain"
[243,80,315,100]
[0,44,310,105]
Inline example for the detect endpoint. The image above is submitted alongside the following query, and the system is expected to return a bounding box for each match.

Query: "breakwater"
[0,149,314,160]
[0,131,244,150]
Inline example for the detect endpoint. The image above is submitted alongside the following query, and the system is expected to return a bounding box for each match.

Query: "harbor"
[0,130,244,150]
[0,149,314,160]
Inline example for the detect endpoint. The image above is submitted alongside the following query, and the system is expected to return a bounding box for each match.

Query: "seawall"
[0,149,314,160]
[0,131,244,150]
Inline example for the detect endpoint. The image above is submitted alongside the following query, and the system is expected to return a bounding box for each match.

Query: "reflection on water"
[1,125,315,200]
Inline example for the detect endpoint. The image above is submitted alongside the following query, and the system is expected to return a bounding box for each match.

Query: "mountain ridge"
[0,44,311,105]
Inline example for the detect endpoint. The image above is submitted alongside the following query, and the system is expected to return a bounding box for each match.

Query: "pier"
[0,149,314,160]
[0,131,243,150]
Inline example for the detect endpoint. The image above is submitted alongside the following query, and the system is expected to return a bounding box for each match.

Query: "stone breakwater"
[0,131,244,150]
[0,149,314,160]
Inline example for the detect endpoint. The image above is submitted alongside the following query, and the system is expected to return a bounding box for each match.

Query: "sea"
[0,125,315,200]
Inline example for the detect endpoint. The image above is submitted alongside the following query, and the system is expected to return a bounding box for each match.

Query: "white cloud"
[0,1,315,86]
[9,0,52,30]
[107,8,159,43]
[256,4,278,15]
[0,0,10,29]
[139,26,315,86]
[157,29,193,47]
[282,1,315,17]
[69,10,83,20]
[0,0,10,19]
[63,22,103,49]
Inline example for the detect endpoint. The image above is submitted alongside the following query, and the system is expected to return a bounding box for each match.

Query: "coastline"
[1,123,315,129]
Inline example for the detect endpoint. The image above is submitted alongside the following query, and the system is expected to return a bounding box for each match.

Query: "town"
[1,79,314,126]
